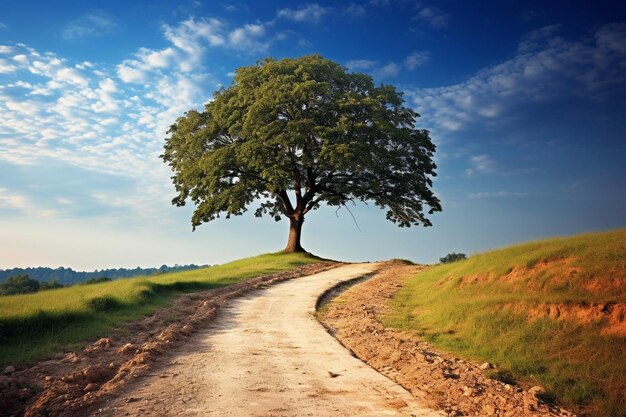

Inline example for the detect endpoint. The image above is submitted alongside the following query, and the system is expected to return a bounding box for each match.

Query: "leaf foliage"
[161,54,442,229]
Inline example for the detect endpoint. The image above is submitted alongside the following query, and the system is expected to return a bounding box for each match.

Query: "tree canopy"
[162,54,442,252]
[0,274,40,296]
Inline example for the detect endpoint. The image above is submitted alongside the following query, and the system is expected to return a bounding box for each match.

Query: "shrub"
[40,280,64,291]
[439,253,467,263]
[86,296,120,312]
[82,277,112,285]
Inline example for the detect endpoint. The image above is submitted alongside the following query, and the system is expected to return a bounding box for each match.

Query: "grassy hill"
[0,252,321,366]
[385,229,626,417]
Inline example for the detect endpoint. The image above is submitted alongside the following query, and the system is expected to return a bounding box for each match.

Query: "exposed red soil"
[318,262,577,417]
[0,261,337,417]
[582,271,626,294]
[522,302,626,336]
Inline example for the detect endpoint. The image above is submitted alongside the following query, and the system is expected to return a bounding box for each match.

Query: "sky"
[0,0,625,270]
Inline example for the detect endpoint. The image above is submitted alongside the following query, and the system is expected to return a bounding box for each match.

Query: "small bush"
[82,277,112,285]
[40,280,63,291]
[439,253,467,264]
[86,296,120,312]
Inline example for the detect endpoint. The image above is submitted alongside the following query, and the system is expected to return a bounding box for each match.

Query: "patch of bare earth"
[0,262,336,417]
[318,262,577,417]
[523,302,626,336]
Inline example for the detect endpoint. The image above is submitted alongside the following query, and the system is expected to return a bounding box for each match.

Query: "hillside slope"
[0,252,322,366]
[385,229,626,417]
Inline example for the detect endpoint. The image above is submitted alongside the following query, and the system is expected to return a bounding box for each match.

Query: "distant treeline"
[0,264,208,286]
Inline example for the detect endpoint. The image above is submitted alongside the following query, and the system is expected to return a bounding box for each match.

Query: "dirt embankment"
[318,262,577,417]
[0,262,336,417]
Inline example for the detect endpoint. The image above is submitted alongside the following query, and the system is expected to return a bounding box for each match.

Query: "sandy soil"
[319,262,577,417]
[89,263,442,417]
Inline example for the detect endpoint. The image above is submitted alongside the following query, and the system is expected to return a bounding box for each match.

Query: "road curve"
[101,263,442,417]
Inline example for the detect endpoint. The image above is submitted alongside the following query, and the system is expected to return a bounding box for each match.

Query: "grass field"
[384,229,626,417]
[0,252,321,367]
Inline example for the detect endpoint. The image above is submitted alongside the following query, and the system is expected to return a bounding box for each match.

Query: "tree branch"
[277,190,295,216]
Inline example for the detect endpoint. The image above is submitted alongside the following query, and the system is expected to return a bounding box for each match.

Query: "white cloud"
[0,58,17,73]
[99,78,117,93]
[595,22,626,55]
[116,17,273,84]
[407,23,626,138]
[0,45,13,54]
[228,23,268,50]
[0,22,214,183]
[345,3,366,17]
[56,67,89,87]
[142,47,177,69]
[465,155,496,176]
[0,22,7,30]
[414,6,449,29]
[346,59,402,79]
[13,54,29,64]
[0,188,56,217]
[517,24,562,53]
[277,4,331,23]
[117,64,148,83]
[62,11,117,40]
[468,191,527,199]
[378,62,400,78]
[346,59,378,71]
[404,50,430,70]
[0,187,28,209]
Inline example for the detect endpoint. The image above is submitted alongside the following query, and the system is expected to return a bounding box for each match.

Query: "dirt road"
[97,263,442,417]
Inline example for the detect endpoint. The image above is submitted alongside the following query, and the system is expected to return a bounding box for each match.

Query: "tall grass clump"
[384,229,626,417]
[0,252,321,366]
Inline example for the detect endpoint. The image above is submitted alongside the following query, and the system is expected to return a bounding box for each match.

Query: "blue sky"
[0,1,625,270]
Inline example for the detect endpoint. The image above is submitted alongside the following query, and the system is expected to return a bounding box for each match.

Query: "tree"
[0,274,40,296]
[439,253,467,263]
[162,54,442,252]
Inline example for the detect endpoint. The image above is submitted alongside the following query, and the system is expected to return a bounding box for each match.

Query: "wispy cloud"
[277,4,331,23]
[62,11,118,40]
[404,50,430,70]
[406,23,626,139]
[345,3,367,17]
[414,6,449,29]
[345,59,378,71]
[378,62,400,78]
[0,22,8,30]
[0,15,289,220]
[465,154,496,176]
[346,50,429,78]
[0,187,56,217]
[346,59,399,79]
[468,191,527,199]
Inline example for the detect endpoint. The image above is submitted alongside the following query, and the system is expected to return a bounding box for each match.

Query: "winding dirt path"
[95,263,442,417]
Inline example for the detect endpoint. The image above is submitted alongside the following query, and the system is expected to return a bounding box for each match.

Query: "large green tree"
[162,54,441,252]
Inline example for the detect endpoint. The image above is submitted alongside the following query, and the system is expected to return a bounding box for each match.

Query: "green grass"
[0,252,321,367]
[384,229,626,417]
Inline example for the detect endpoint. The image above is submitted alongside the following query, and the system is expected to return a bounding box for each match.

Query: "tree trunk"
[283,214,305,253]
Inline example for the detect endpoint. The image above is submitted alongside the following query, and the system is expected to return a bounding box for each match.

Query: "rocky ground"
[0,261,336,417]
[318,261,577,417]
